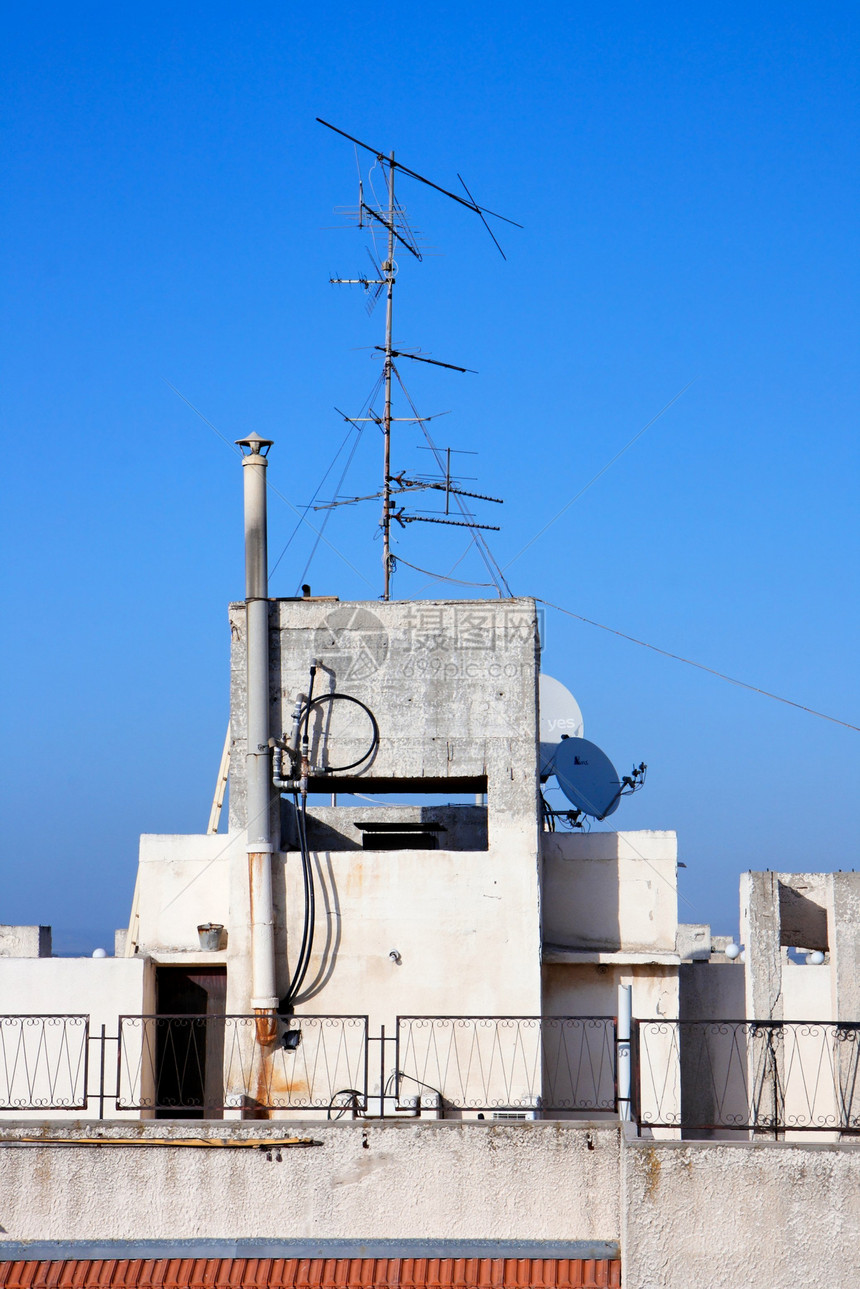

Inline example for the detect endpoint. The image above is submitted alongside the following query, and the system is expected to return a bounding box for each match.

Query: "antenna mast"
[382,152,395,600]
[320,119,520,599]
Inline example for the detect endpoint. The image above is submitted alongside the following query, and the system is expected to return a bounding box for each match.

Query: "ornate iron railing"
[635,1019,860,1133]
[0,1015,89,1110]
[117,1014,368,1114]
[395,1016,616,1112]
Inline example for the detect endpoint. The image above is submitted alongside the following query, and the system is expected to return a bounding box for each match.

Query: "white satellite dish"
[539,673,584,778]
[553,737,622,820]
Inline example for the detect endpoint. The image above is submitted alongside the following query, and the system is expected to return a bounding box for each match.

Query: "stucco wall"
[129,597,545,1024]
[543,964,678,1025]
[133,833,239,955]
[622,1132,860,1289]
[0,1120,620,1244]
[7,1117,860,1289]
[541,832,678,953]
[679,961,745,1020]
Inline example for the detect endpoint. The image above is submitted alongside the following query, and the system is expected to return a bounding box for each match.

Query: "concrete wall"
[541,831,678,953]
[679,962,745,1020]
[132,833,240,956]
[228,597,542,853]
[5,1118,860,1289]
[279,845,542,1024]
[0,959,145,1120]
[622,1131,860,1289]
[543,964,678,1023]
[741,871,839,1023]
[0,926,51,957]
[0,1119,620,1244]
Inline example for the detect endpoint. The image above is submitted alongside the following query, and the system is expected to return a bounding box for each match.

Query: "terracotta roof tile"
[0,1259,621,1289]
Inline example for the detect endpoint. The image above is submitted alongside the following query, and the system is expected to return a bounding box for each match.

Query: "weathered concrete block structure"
[2,441,859,1287]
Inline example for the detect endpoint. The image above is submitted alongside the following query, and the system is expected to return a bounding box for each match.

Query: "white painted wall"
[0,959,145,1120]
[542,831,678,953]
[132,833,239,956]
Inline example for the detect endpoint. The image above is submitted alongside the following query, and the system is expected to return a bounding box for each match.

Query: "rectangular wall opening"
[154,966,227,1120]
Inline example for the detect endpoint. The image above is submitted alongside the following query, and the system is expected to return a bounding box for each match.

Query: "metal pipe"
[617,982,632,1122]
[236,432,278,1018]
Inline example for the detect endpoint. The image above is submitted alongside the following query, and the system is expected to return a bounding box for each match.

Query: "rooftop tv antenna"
[317,118,521,599]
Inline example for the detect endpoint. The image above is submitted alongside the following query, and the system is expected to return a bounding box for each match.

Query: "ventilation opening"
[357,821,443,851]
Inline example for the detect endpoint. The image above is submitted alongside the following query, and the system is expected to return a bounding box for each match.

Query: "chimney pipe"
[236,432,278,1023]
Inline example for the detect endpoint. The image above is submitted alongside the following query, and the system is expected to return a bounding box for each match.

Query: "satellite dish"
[553,737,622,820]
[539,674,584,778]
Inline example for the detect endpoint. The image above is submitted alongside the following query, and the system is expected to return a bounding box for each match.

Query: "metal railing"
[17,1010,858,1133]
[0,1015,89,1110]
[635,1019,860,1133]
[395,1016,616,1112]
[117,1014,368,1114]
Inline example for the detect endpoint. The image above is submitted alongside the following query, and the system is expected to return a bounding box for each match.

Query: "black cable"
[327,1089,365,1120]
[301,664,318,757]
[301,693,379,772]
[278,675,379,1012]
[282,795,315,1011]
[295,796,316,999]
[279,794,311,1015]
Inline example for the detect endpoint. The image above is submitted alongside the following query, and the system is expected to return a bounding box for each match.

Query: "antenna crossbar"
[402,515,501,531]
[317,118,523,229]
[377,347,477,374]
[360,203,422,260]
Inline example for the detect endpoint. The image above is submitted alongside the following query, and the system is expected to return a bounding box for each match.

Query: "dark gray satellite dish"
[539,673,584,778]
[553,737,622,820]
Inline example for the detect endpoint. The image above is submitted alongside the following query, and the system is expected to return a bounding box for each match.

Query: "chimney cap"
[236,431,274,456]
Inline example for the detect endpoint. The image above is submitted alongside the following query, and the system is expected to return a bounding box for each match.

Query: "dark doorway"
[154,966,227,1119]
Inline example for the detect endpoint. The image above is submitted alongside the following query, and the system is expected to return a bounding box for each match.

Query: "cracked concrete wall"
[741,871,784,1020]
[827,873,860,1022]
[741,871,850,1023]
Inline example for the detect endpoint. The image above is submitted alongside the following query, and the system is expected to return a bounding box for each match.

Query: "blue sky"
[2,2,858,951]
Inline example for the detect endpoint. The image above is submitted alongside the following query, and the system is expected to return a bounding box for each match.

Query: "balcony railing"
[117,1014,368,1115]
[395,1016,617,1112]
[9,1010,857,1133]
[635,1019,860,1133]
[0,1015,89,1110]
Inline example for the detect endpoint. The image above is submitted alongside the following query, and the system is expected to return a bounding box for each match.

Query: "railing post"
[379,1023,386,1117]
[617,985,632,1122]
[98,1024,106,1120]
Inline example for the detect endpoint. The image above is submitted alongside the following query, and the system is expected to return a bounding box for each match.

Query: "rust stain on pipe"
[254,1008,278,1047]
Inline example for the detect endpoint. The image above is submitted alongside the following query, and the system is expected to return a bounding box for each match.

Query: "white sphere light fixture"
[91,948,107,959]
[807,950,826,966]
[725,942,741,960]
